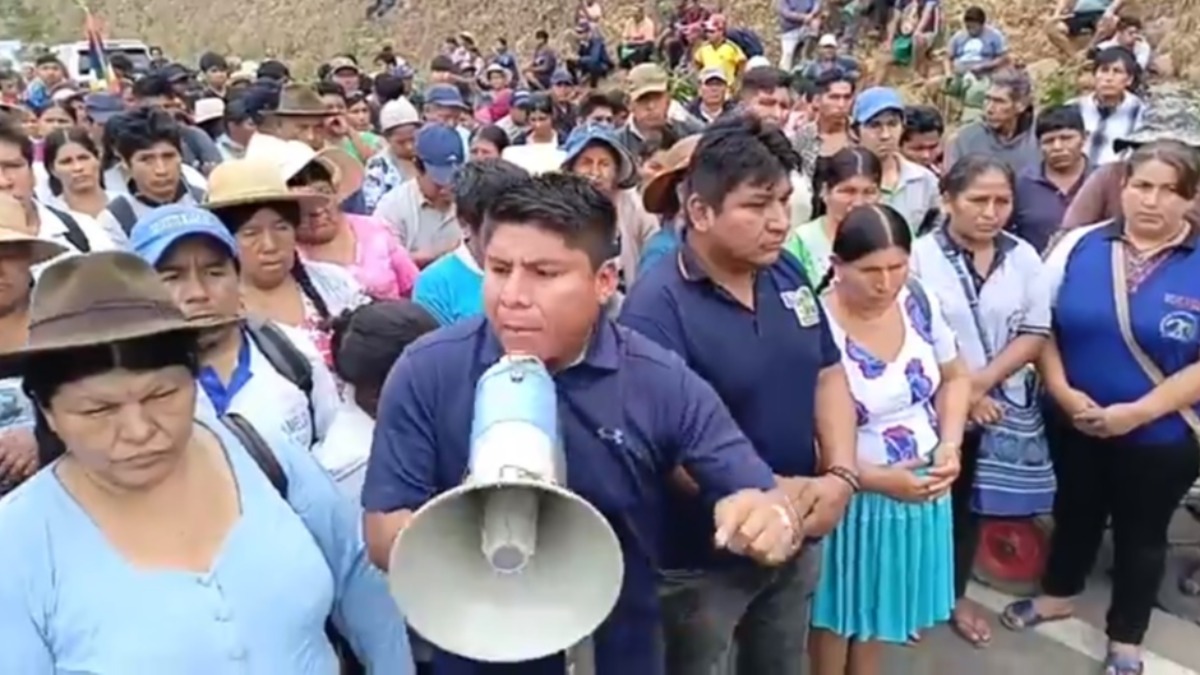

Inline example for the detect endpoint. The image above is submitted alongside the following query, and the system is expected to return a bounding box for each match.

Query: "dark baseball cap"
[84,93,125,123]
[415,124,466,187]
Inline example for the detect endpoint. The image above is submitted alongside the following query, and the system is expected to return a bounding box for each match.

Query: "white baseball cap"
[193,97,226,124]
[819,34,839,48]
[746,55,771,71]
[380,97,420,133]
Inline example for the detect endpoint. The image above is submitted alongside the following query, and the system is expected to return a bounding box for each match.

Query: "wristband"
[824,465,861,493]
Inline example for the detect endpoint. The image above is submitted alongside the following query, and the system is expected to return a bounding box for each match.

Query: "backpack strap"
[42,205,90,252]
[244,319,317,440]
[218,411,359,672]
[245,320,314,396]
[222,412,288,498]
[108,197,139,235]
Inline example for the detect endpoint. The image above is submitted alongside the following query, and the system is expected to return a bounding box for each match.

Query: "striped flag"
[83,10,120,92]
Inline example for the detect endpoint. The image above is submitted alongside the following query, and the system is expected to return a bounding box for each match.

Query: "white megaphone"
[387,354,625,663]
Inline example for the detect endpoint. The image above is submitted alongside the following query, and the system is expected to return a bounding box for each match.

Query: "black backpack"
[108,183,207,235]
[244,319,316,437]
[42,205,91,253]
[221,413,365,675]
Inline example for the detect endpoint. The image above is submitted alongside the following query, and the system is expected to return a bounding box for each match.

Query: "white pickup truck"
[47,39,152,85]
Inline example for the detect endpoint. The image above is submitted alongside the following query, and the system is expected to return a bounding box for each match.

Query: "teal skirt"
[811,488,954,643]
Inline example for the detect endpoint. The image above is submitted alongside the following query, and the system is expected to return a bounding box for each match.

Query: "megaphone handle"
[566,637,597,675]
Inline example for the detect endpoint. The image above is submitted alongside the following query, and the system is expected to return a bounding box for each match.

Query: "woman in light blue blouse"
[0,251,413,675]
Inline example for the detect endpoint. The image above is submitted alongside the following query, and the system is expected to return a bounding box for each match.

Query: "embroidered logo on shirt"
[1165,293,1200,313]
[1159,310,1198,344]
[781,287,820,327]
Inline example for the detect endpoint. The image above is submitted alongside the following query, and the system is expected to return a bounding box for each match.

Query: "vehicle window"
[75,48,150,76]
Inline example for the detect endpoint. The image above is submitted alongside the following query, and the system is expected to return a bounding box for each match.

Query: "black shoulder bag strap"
[218,412,362,674]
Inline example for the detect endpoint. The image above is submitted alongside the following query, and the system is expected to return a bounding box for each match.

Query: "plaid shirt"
[1075,92,1144,168]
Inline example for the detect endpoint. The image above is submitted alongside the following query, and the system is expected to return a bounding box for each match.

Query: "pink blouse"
[313,214,419,300]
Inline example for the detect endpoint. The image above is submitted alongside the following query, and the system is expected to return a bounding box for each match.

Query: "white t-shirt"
[33,201,116,254]
[196,324,340,451]
[312,397,374,501]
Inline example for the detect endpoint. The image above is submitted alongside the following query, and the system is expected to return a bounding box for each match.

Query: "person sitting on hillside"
[1045,0,1124,58]
[885,0,943,76]
[693,14,748,85]
[797,34,861,83]
[524,30,558,90]
[1090,15,1152,73]
[620,7,658,69]
[940,6,1009,119]
[570,22,615,89]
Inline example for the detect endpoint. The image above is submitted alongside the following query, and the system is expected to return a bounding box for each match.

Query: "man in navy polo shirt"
[362,173,801,675]
[621,115,859,675]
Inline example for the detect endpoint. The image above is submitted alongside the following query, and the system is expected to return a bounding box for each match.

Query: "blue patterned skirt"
[811,488,954,643]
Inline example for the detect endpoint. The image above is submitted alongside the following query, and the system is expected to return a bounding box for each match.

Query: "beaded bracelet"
[824,465,861,493]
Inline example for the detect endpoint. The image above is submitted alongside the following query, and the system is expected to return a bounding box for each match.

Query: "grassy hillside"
[9,0,1200,86]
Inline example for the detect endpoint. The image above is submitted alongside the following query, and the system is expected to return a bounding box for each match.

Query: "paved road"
[883,511,1200,675]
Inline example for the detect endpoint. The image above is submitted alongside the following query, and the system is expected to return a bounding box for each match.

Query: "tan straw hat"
[0,252,236,377]
[0,194,69,265]
[203,157,330,211]
[642,134,701,215]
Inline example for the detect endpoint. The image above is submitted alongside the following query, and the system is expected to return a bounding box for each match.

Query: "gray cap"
[1115,85,1200,152]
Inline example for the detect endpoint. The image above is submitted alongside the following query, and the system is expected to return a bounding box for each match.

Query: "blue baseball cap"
[424,84,469,111]
[852,87,905,125]
[415,124,466,187]
[562,124,636,185]
[130,205,238,268]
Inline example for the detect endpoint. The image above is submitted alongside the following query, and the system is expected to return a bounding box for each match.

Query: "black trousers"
[1041,408,1199,644]
[952,431,982,600]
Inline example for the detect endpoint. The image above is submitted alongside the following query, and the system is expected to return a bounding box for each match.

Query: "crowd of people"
[0,0,1198,674]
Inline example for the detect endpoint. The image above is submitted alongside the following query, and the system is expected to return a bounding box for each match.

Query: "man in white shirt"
[128,204,340,451]
[1092,15,1152,71]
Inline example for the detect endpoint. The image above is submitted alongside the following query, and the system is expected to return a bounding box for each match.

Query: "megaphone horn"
[387,354,626,664]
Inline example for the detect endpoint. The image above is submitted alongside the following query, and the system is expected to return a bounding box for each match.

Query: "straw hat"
[244,134,364,204]
[0,194,69,265]
[642,134,702,215]
[203,158,330,212]
[0,252,236,378]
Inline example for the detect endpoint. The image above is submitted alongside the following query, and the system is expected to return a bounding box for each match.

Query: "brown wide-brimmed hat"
[268,83,331,117]
[203,157,330,212]
[0,194,69,265]
[642,134,702,215]
[0,252,237,378]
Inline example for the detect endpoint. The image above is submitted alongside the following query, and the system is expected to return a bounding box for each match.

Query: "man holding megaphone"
[362,173,805,675]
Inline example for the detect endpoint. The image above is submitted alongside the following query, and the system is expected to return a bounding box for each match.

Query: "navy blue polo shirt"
[1047,220,1200,445]
[1012,163,1092,253]
[619,243,841,570]
[362,316,776,675]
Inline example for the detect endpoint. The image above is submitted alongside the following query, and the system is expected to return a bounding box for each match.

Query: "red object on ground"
[973,517,1054,595]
